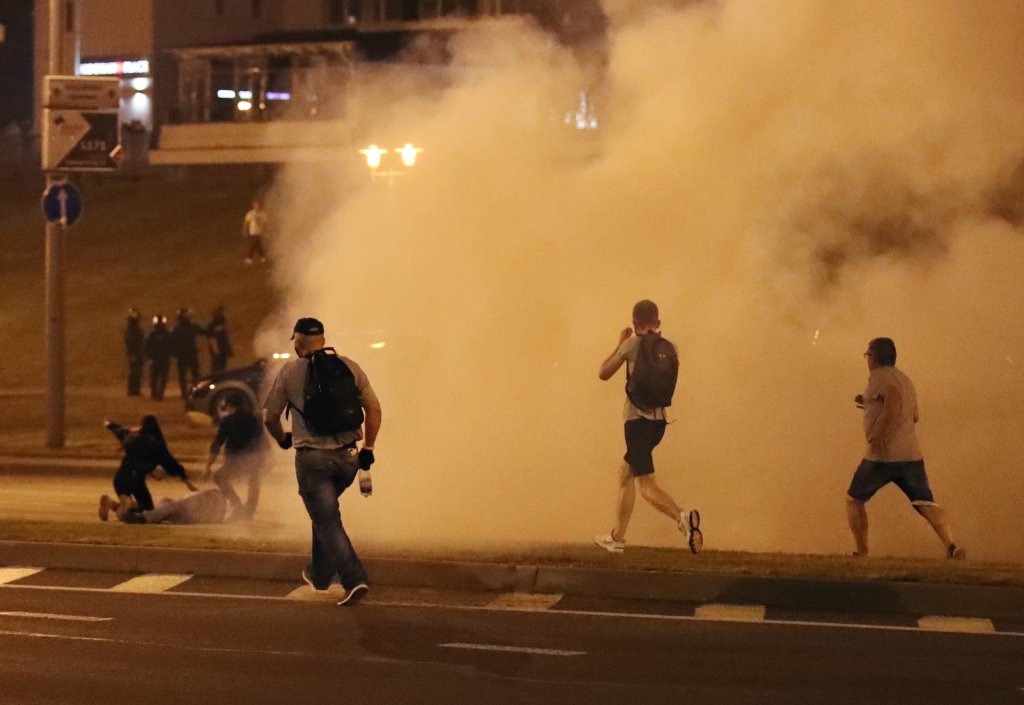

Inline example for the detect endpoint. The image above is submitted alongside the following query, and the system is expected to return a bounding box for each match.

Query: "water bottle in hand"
[358,468,373,497]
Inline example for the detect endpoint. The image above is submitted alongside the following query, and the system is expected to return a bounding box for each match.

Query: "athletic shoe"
[679,509,703,554]
[98,495,112,522]
[301,566,329,592]
[946,543,967,560]
[337,583,369,606]
[593,532,625,553]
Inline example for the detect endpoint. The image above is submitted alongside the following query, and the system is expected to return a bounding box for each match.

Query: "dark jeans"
[127,354,143,396]
[176,353,200,401]
[246,236,266,260]
[215,452,268,514]
[149,359,169,400]
[112,466,154,512]
[295,447,368,590]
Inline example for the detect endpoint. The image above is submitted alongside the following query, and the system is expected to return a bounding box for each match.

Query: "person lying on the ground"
[101,489,233,525]
[98,415,198,521]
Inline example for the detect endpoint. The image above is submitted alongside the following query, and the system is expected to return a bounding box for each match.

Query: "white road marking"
[0,611,112,622]
[1,582,1022,639]
[694,603,766,622]
[285,585,343,601]
[485,593,562,611]
[439,642,585,657]
[109,574,193,593]
[0,567,44,584]
[0,628,304,656]
[917,616,996,634]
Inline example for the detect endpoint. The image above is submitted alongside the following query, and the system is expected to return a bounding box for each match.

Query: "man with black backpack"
[594,300,703,554]
[263,317,381,606]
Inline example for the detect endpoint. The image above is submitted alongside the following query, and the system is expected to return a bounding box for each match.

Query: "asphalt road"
[0,572,1021,705]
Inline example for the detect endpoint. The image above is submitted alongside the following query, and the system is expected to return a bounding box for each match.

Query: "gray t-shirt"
[862,365,923,462]
[615,333,675,421]
[262,352,378,449]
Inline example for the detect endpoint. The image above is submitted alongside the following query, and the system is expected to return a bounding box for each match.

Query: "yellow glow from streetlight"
[397,143,423,167]
[237,100,253,111]
[359,145,388,170]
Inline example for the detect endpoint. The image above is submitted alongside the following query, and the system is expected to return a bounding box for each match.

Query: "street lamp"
[358,143,423,184]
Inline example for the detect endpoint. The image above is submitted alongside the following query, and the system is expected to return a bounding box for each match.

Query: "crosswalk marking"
[109,574,193,593]
[0,611,112,622]
[917,616,996,634]
[486,593,562,611]
[694,603,766,622]
[0,567,44,585]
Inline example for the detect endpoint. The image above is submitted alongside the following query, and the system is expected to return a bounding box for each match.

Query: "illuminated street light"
[396,143,424,167]
[237,100,253,111]
[359,145,389,170]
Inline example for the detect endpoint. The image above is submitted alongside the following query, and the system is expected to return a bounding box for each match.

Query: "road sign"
[41,181,83,227]
[43,109,120,171]
[44,75,119,110]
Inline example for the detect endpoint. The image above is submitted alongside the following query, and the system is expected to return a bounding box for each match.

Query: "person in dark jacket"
[124,307,145,396]
[144,315,171,401]
[170,308,205,402]
[98,415,199,520]
[203,397,269,519]
[207,305,234,374]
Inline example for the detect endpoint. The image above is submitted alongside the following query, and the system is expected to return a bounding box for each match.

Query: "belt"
[296,442,357,453]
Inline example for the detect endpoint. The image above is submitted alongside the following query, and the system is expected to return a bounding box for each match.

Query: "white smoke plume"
[258,1,1024,561]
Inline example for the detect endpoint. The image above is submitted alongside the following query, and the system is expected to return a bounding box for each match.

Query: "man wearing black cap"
[263,317,382,606]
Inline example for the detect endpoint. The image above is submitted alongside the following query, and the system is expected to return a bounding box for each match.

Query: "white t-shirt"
[862,365,923,461]
[243,209,268,236]
[615,333,676,421]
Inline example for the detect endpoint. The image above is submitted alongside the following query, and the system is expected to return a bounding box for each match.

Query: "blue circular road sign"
[41,181,83,227]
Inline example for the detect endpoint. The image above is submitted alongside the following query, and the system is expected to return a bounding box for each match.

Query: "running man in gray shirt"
[263,317,382,606]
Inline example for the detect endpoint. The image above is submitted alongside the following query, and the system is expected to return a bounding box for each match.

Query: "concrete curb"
[0,456,205,478]
[1,540,1022,620]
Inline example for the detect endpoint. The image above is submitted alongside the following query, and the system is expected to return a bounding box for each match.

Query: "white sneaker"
[337,583,369,606]
[679,509,703,554]
[593,532,625,553]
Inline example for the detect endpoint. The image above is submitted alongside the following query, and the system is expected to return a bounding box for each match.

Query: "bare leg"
[637,474,682,523]
[914,504,954,547]
[846,495,869,556]
[613,462,636,542]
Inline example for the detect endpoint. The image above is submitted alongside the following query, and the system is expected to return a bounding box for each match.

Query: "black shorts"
[847,459,935,505]
[623,418,667,477]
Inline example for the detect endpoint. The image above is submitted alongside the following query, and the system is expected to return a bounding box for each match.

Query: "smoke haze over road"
[260,1,1024,561]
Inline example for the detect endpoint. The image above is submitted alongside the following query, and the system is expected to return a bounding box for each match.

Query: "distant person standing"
[242,199,269,265]
[594,300,703,554]
[170,308,204,402]
[846,337,965,559]
[144,314,171,401]
[124,307,145,396]
[263,317,381,606]
[203,396,269,519]
[207,305,234,374]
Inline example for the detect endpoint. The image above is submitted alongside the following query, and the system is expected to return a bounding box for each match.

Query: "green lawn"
[0,168,279,453]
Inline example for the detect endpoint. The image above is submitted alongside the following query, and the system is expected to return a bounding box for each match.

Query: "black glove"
[278,432,293,450]
[358,448,375,470]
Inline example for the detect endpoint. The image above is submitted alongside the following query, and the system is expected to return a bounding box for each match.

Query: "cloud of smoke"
[259,1,1024,561]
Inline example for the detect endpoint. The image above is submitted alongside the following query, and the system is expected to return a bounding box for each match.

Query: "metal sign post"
[41,0,120,447]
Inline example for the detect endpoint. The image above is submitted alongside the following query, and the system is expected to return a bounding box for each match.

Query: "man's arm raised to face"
[599,327,633,381]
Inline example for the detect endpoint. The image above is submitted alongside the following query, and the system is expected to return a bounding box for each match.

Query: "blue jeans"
[295,447,368,590]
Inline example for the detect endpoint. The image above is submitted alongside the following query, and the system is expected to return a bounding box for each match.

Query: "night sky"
[0,0,33,126]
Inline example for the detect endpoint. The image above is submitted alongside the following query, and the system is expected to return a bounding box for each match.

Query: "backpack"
[294,348,364,435]
[626,333,679,412]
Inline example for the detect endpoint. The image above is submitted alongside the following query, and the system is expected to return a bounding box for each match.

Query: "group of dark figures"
[124,306,234,403]
[98,397,269,525]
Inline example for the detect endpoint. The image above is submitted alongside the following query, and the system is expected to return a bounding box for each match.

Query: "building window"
[252,0,263,19]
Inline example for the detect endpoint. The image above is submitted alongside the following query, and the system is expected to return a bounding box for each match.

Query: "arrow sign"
[43,109,120,171]
[41,182,83,228]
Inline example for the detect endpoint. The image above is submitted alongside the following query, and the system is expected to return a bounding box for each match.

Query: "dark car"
[185,358,267,424]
